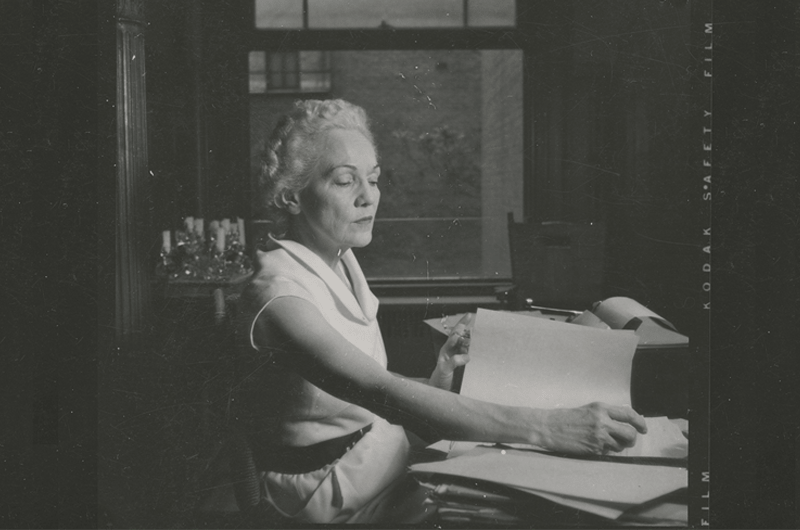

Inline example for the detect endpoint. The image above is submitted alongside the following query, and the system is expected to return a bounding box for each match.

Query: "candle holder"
[156,247,179,279]
[157,221,253,281]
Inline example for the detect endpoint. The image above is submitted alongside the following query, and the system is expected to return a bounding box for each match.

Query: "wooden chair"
[506,212,606,310]
[192,292,295,528]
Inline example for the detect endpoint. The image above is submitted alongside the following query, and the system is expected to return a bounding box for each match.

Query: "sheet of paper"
[423,313,470,336]
[593,296,666,329]
[570,310,611,329]
[410,445,687,506]
[617,416,688,459]
[460,308,638,409]
[620,498,688,524]
[517,488,631,520]
[420,474,633,521]
[423,310,567,337]
[517,486,686,524]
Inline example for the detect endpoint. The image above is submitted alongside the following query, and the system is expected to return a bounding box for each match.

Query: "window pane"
[284,69,299,88]
[468,0,515,27]
[300,72,331,92]
[255,0,303,29]
[267,53,284,88]
[308,0,462,29]
[299,50,323,72]
[299,52,331,91]
[284,52,299,87]
[249,51,266,93]
[250,49,523,280]
[266,51,299,89]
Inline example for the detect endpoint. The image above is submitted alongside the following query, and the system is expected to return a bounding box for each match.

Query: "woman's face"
[290,128,380,263]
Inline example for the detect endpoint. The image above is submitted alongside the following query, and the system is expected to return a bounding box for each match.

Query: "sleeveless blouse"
[236,237,387,446]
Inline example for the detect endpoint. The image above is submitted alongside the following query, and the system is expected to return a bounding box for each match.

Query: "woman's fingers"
[431,316,473,391]
[444,316,472,358]
[543,403,647,455]
[602,405,646,452]
[443,331,465,352]
[606,405,648,434]
[455,312,475,328]
[606,421,639,449]
[447,313,474,340]
[456,333,470,355]
[600,435,625,454]
[451,353,470,368]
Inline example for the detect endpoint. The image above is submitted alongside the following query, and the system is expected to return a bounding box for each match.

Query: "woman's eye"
[368,169,380,186]
[334,177,354,186]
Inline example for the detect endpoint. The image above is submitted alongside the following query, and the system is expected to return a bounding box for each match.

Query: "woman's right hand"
[429,313,473,391]
[533,402,648,456]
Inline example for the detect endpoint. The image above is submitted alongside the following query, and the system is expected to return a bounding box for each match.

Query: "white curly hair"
[258,99,376,237]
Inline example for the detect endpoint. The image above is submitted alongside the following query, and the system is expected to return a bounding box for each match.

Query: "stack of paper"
[415,475,617,527]
[411,308,688,526]
[412,446,687,524]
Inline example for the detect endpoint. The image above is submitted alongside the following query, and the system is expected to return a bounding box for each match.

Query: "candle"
[184,216,194,232]
[209,220,219,233]
[194,218,204,238]
[162,230,171,253]
[237,217,246,246]
[221,218,231,233]
[216,227,226,253]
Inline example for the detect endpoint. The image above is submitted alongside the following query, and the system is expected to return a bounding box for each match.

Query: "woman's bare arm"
[255,296,646,455]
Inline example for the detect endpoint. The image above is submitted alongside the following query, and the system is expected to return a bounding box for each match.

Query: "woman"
[236,99,647,524]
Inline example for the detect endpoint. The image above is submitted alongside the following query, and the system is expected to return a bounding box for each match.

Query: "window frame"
[248,3,535,299]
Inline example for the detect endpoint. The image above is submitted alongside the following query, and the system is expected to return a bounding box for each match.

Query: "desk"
[417,309,689,526]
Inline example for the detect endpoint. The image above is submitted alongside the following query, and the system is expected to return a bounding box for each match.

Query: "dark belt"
[253,424,373,475]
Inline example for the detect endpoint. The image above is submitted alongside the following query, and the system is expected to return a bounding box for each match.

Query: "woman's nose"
[355,179,379,207]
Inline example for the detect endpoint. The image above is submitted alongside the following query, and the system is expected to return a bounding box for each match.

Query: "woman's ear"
[281,190,302,215]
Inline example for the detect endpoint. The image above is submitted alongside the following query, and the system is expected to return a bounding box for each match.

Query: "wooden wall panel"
[115,1,151,339]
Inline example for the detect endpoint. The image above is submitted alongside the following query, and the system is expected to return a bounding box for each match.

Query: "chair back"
[193,291,294,526]
[507,212,606,309]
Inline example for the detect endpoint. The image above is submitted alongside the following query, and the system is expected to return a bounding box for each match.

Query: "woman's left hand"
[429,313,474,391]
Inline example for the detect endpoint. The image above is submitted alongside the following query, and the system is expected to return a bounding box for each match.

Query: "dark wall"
[524,0,706,336]
[145,0,196,228]
[146,0,250,239]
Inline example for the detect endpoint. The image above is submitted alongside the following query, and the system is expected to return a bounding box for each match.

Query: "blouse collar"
[266,235,379,322]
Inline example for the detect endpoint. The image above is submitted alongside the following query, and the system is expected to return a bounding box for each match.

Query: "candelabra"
[157,218,252,281]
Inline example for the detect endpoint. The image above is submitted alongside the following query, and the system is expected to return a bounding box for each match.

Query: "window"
[250,1,523,283]
[255,0,515,29]
[249,50,331,94]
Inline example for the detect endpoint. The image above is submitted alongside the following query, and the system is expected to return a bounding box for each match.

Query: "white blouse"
[238,237,387,446]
